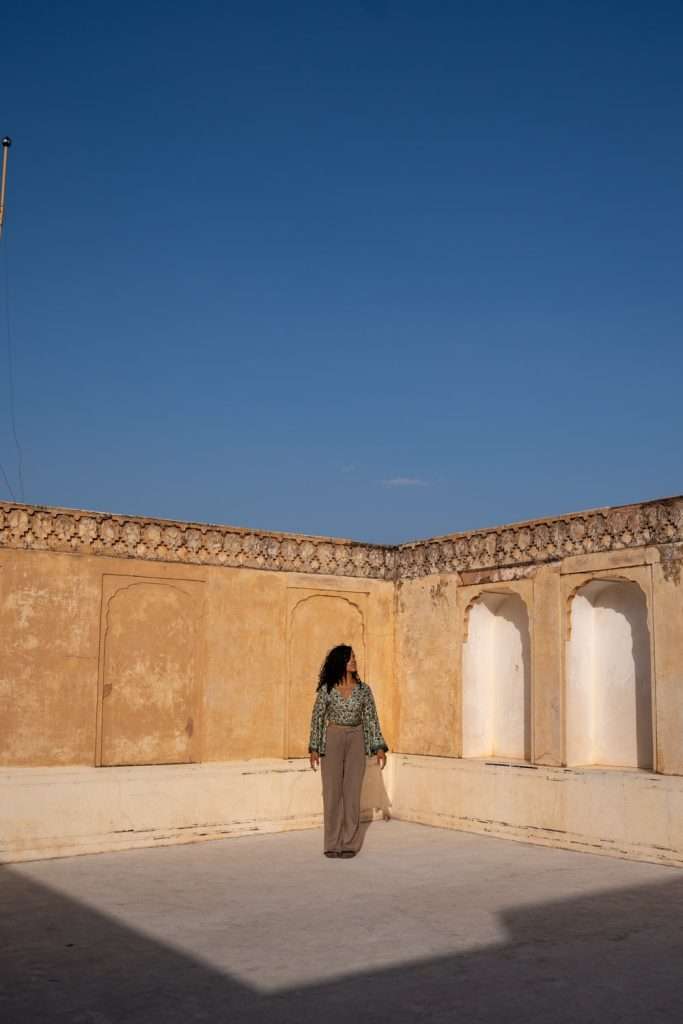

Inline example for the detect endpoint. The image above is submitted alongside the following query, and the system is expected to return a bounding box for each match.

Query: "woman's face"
[346,650,357,674]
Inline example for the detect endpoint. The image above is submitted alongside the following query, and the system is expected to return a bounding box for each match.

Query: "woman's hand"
[375,750,387,770]
[309,752,320,771]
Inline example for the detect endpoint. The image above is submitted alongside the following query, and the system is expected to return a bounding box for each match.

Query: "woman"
[308,644,388,859]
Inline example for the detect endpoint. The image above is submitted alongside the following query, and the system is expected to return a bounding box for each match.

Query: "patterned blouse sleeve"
[362,684,388,754]
[308,687,328,753]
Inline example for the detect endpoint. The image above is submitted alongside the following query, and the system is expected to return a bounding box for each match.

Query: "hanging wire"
[0,446,16,500]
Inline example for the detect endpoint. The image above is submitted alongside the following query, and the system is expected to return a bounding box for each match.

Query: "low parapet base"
[0,759,393,863]
[3,755,682,868]
[390,754,683,868]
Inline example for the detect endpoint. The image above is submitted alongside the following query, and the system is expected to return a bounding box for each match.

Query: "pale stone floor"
[1,820,682,1023]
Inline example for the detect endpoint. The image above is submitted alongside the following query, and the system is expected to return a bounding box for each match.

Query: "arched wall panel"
[99,577,204,766]
[286,590,366,759]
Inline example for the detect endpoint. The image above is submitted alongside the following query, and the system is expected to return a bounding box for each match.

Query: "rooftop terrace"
[2,820,682,1023]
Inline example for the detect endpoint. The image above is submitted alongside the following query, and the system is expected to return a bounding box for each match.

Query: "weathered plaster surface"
[394,575,459,756]
[0,550,395,770]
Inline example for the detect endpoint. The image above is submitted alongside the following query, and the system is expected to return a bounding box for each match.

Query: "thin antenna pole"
[0,137,12,240]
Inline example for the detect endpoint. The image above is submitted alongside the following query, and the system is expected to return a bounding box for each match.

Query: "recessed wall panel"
[286,589,367,758]
[99,576,204,766]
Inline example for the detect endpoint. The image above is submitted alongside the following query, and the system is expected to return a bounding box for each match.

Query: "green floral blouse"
[308,681,388,757]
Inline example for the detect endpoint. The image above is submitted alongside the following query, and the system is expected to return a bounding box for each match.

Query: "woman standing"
[308,644,388,858]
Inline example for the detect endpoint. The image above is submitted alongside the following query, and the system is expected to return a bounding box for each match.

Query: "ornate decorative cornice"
[1,496,682,581]
[0,502,395,580]
[396,496,683,578]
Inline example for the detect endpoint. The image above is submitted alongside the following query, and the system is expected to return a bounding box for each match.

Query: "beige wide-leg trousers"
[321,724,366,854]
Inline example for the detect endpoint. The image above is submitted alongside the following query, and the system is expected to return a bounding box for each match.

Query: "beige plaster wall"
[651,549,683,775]
[393,546,683,777]
[0,548,395,769]
[394,574,459,756]
[0,550,102,766]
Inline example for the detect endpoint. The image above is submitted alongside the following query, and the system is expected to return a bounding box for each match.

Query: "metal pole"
[0,137,12,240]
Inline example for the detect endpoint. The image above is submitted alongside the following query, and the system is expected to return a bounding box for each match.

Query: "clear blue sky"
[2,1,682,543]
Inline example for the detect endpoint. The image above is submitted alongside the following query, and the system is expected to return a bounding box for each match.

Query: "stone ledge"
[0,759,393,863]
[390,754,683,868]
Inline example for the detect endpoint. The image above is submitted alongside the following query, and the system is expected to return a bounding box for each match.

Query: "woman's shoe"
[324,851,340,858]
[339,850,356,858]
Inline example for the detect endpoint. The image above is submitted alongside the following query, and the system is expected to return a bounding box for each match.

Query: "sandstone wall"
[394,545,683,776]
[0,544,395,769]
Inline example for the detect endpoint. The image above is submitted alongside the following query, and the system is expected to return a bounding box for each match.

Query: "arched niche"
[462,591,531,760]
[287,593,366,758]
[566,579,652,769]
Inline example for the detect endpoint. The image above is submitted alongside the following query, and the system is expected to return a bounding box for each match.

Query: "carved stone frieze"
[396,497,683,578]
[458,566,538,586]
[1,496,682,581]
[0,503,395,580]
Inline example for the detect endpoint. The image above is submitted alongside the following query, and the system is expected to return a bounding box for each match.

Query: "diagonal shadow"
[1,860,682,1023]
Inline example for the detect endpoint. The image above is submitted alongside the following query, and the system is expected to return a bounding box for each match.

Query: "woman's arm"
[362,684,388,766]
[308,687,327,769]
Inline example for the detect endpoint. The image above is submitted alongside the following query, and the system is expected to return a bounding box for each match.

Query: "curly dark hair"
[317,644,358,692]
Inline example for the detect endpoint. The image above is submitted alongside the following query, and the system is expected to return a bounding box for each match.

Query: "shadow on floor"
[1,857,682,1023]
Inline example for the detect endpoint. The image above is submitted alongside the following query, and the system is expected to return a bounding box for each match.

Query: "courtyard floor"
[1,819,682,1023]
